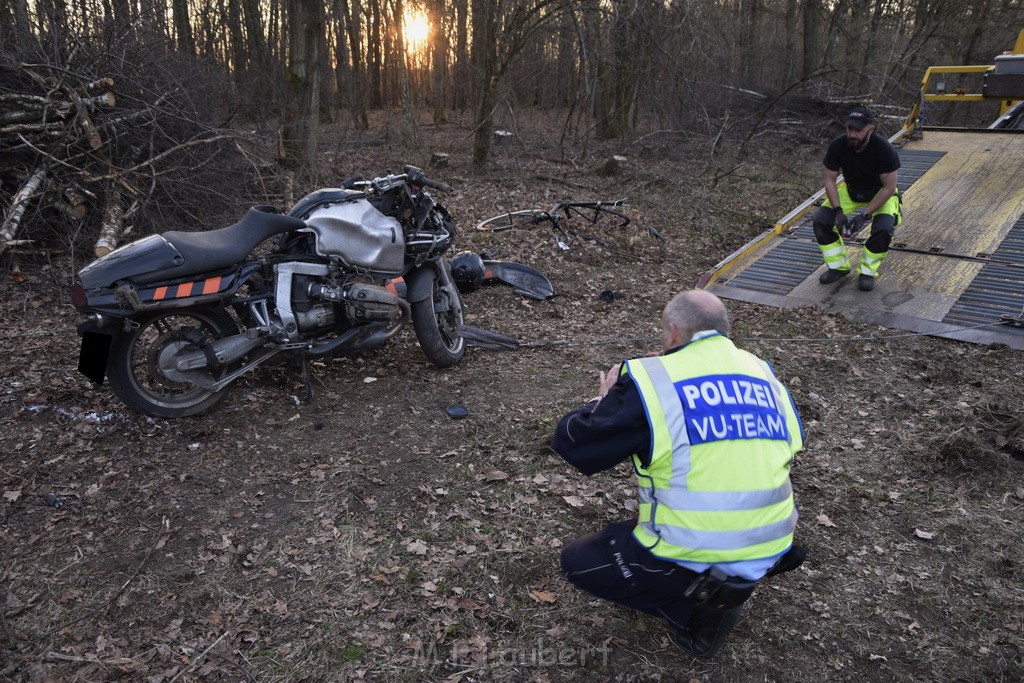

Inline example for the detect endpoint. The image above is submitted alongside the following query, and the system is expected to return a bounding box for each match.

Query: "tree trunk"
[0,0,31,45]
[960,0,993,65]
[470,0,496,164]
[241,0,273,113]
[593,0,661,140]
[453,0,469,111]
[393,0,417,140]
[339,0,369,128]
[801,0,820,79]
[172,0,194,53]
[430,0,449,123]
[784,0,798,85]
[739,0,759,85]
[368,0,383,108]
[227,0,249,98]
[821,0,849,81]
[281,0,324,178]
[472,75,497,165]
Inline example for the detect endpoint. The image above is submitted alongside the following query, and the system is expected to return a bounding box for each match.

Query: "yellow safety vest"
[625,334,802,564]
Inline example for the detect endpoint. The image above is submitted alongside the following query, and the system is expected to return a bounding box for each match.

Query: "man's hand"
[833,210,848,236]
[597,363,622,399]
[846,208,871,236]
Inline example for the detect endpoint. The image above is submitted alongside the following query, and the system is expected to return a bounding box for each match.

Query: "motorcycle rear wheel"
[411,268,465,368]
[107,307,241,418]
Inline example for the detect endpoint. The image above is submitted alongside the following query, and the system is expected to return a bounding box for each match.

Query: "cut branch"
[84,134,232,181]
[66,87,103,150]
[94,190,125,257]
[0,120,67,136]
[0,169,46,255]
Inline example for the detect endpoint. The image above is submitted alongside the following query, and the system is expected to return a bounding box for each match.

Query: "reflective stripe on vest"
[625,335,800,564]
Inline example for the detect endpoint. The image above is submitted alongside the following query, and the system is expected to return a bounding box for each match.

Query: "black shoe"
[818,268,850,284]
[858,274,876,291]
[671,606,743,659]
[765,545,807,578]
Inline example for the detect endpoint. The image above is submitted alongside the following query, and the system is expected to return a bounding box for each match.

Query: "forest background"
[2,2,1024,683]
[1,0,1022,258]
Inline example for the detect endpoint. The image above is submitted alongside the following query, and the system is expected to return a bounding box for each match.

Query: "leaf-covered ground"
[2,113,1023,682]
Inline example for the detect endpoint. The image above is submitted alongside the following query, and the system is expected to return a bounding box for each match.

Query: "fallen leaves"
[913,529,935,540]
[405,539,429,555]
[529,589,558,604]
[481,468,509,482]
[817,513,837,528]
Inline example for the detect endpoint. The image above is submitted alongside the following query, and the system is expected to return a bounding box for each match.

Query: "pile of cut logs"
[0,69,123,260]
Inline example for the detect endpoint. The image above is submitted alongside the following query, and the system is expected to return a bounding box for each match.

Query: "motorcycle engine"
[291,274,337,332]
[295,275,404,333]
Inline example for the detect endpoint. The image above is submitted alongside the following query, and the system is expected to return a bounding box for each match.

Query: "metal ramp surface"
[702,129,1024,349]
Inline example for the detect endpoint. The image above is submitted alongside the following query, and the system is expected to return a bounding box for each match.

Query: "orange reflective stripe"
[153,286,168,301]
[202,276,222,295]
[176,282,193,298]
[385,281,398,295]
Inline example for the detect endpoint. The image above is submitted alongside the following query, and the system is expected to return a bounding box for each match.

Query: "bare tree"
[430,0,450,123]
[470,0,565,165]
[452,0,470,111]
[339,0,369,128]
[0,0,32,47]
[802,0,821,80]
[281,0,326,178]
[592,0,665,139]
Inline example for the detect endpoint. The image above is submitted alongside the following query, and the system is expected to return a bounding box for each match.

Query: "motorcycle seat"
[150,207,306,283]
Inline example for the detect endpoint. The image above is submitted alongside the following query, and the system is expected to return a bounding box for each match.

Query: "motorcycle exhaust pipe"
[168,332,266,373]
[305,323,389,358]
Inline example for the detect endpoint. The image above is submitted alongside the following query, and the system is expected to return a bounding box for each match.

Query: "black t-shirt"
[823,133,901,202]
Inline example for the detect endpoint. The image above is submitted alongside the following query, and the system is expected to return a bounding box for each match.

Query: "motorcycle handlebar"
[403,164,452,193]
[353,167,453,194]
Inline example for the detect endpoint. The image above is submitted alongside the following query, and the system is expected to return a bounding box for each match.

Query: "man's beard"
[847,135,869,152]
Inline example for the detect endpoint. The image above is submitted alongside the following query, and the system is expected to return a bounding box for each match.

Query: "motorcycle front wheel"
[411,267,466,368]
[107,307,241,418]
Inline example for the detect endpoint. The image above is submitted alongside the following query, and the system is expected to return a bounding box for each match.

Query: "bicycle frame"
[476,198,629,250]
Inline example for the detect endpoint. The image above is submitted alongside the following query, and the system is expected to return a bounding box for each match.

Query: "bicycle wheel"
[476,209,547,232]
[561,203,630,228]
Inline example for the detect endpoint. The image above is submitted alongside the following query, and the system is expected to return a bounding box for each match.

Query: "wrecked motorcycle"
[71,165,465,418]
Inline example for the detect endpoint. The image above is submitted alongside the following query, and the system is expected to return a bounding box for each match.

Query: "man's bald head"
[661,290,730,350]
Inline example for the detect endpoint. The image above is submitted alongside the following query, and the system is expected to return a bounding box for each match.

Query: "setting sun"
[404,8,430,54]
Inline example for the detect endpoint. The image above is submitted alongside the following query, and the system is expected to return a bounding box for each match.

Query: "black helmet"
[450,251,485,293]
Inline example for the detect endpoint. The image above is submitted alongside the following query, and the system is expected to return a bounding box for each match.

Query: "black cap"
[846,106,876,130]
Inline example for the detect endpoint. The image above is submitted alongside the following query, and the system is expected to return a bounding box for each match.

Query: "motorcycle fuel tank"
[302,198,406,274]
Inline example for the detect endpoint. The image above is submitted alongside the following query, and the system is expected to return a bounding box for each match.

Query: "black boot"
[818,268,850,284]
[765,545,807,578]
[672,605,743,659]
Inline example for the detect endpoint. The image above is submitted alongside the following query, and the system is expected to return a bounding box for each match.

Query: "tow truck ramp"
[700,37,1024,349]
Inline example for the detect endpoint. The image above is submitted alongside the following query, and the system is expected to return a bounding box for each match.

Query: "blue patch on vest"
[674,374,789,445]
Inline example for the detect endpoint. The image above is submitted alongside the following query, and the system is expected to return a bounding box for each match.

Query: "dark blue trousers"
[560,520,702,633]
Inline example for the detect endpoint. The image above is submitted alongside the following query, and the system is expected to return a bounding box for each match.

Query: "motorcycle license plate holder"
[78,330,112,385]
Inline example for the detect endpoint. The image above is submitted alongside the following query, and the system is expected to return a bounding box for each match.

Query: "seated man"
[552,290,805,658]
[813,106,902,291]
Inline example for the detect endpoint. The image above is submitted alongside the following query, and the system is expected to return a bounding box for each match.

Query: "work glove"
[845,208,871,237]
[833,210,848,236]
